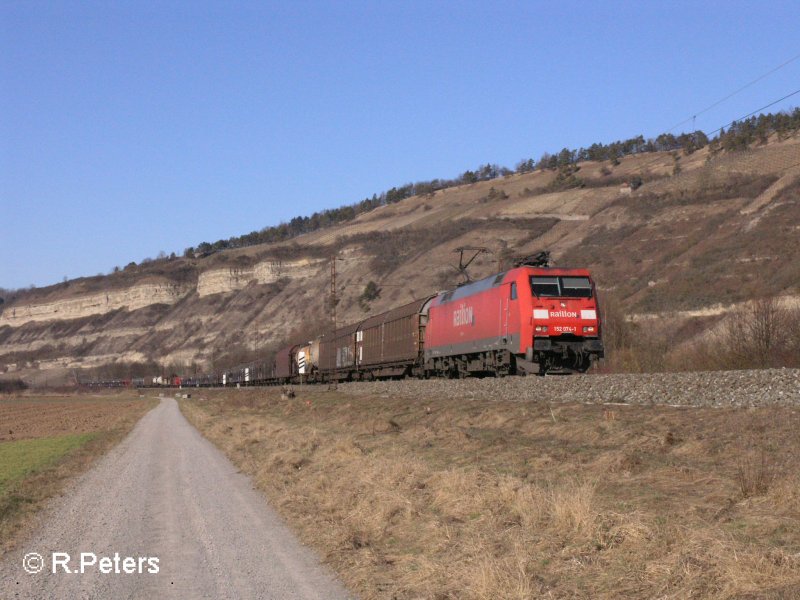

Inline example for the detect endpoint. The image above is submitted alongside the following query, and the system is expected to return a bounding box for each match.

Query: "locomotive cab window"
[560,276,592,298]
[530,276,560,297]
[510,282,517,300]
[530,276,593,298]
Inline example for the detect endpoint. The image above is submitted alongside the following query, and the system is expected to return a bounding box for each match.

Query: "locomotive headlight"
[535,325,548,333]
[583,326,595,333]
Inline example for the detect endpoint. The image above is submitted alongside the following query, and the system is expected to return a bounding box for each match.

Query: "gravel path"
[339,368,800,408]
[0,398,353,600]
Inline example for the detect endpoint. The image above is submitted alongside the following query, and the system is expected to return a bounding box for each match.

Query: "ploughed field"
[182,369,800,600]
[0,395,150,442]
[0,393,155,551]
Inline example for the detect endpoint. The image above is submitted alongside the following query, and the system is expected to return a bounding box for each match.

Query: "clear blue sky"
[2,1,799,290]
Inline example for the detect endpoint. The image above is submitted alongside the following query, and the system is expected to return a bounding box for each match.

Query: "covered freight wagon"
[319,322,363,381]
[359,296,434,378]
[274,343,300,381]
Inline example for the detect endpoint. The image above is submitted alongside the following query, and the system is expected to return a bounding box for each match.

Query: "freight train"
[174,256,604,387]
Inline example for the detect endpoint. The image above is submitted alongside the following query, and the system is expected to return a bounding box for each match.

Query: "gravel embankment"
[339,369,800,408]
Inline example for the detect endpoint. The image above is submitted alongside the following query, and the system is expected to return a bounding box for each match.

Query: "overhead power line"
[626,86,800,177]
[664,50,800,134]
[705,88,800,137]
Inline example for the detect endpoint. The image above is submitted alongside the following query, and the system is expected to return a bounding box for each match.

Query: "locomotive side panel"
[425,273,518,359]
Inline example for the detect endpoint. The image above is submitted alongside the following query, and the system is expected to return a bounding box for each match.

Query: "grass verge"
[0,433,96,489]
[182,387,800,599]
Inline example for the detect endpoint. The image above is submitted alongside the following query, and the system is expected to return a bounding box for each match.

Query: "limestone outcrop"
[0,282,192,328]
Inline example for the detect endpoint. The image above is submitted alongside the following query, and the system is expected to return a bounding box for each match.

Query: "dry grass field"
[183,386,800,599]
[0,392,156,552]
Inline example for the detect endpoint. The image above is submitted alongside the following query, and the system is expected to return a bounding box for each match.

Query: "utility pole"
[330,255,337,335]
[329,255,338,390]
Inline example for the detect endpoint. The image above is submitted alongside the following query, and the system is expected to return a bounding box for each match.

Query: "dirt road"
[0,398,353,599]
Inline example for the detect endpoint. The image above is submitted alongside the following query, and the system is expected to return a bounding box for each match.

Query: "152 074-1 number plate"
[553,325,577,333]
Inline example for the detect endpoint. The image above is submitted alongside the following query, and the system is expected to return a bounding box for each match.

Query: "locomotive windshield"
[530,276,592,298]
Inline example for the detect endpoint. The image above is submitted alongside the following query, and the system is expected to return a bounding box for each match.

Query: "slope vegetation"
[1,136,798,381]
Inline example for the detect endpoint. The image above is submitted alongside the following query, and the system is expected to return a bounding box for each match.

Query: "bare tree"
[746,297,786,367]
[720,297,789,369]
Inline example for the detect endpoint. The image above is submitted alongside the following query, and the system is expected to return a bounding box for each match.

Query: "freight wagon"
[319,322,362,381]
[358,297,433,379]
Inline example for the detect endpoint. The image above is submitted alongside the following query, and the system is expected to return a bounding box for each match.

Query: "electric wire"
[617,49,800,177]
[663,50,800,134]
[704,88,800,137]
[626,87,800,178]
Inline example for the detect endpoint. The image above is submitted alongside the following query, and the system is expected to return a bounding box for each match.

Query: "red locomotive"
[425,260,603,376]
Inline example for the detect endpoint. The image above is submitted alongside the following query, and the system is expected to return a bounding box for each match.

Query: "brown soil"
[0,394,150,442]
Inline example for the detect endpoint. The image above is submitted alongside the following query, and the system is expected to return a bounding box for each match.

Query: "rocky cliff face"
[196,259,322,297]
[1,137,798,384]
[0,281,192,327]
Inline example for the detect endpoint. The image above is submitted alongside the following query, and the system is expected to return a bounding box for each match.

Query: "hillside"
[1,135,799,384]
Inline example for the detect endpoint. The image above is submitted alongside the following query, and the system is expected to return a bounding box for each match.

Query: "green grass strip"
[0,433,96,493]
